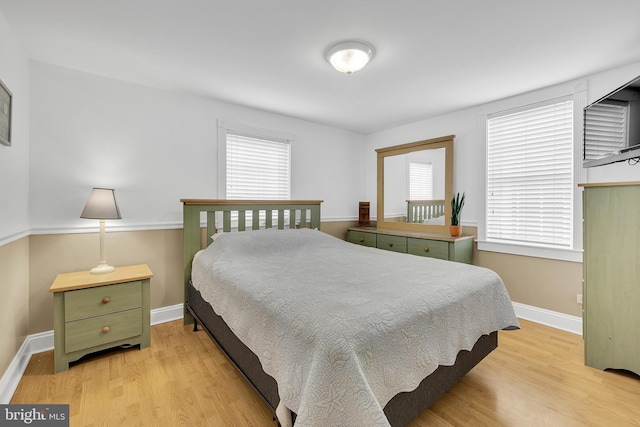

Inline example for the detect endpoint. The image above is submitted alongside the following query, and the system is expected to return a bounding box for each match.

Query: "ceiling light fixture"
[324,40,375,75]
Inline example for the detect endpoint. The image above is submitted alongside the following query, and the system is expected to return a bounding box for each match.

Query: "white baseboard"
[512,302,583,336]
[0,330,52,405]
[150,303,184,325]
[0,303,183,404]
[1,302,581,404]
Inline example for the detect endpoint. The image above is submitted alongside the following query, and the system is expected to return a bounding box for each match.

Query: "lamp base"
[90,262,116,275]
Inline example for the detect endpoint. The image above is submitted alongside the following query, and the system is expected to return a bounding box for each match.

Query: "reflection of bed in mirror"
[407,199,445,224]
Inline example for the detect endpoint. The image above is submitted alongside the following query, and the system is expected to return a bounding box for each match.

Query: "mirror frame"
[376,134,454,234]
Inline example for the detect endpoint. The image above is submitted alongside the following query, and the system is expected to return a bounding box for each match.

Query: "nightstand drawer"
[377,235,407,253]
[348,230,376,247]
[65,308,142,352]
[65,281,142,321]
[407,238,449,260]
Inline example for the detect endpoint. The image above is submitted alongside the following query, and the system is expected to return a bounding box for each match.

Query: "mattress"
[192,228,519,427]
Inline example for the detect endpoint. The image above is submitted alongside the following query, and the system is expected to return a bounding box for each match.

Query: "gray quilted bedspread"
[192,228,519,427]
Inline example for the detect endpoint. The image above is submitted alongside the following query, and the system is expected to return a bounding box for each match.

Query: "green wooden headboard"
[181,199,323,324]
[406,199,445,223]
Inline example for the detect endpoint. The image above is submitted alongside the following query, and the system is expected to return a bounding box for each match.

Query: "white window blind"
[409,161,433,199]
[487,99,574,248]
[584,100,628,160]
[226,132,291,200]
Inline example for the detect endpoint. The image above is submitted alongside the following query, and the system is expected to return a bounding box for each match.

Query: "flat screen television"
[583,75,640,167]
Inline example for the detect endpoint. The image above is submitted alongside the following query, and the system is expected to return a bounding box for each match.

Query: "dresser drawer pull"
[102,326,111,333]
[359,238,364,243]
[102,297,111,304]
[424,246,430,253]
[388,242,394,247]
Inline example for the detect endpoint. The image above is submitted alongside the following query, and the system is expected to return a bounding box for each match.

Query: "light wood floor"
[11,319,640,426]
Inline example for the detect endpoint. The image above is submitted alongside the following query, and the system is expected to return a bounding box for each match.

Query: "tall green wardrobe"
[581,181,640,376]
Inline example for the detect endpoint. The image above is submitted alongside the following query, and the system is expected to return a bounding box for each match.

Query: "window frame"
[478,94,585,263]
[218,120,293,200]
[217,120,294,228]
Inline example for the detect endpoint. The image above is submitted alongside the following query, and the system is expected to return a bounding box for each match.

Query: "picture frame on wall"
[0,77,12,147]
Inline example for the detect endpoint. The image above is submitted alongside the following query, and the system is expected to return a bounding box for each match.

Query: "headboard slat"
[277,210,284,229]
[206,212,217,241]
[266,210,273,228]
[252,210,260,230]
[238,211,246,231]
[223,211,231,232]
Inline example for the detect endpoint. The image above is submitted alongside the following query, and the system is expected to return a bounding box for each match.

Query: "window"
[225,132,291,200]
[218,122,292,228]
[486,98,574,249]
[584,100,628,160]
[408,161,433,199]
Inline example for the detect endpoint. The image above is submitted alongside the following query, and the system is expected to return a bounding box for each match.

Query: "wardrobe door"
[583,184,640,375]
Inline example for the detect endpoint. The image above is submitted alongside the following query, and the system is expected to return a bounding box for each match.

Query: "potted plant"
[450,192,465,237]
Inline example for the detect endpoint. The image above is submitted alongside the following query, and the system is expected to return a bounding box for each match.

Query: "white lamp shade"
[80,188,122,220]
[325,41,375,75]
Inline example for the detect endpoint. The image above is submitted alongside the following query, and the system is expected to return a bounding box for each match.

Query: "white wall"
[29,62,365,233]
[365,60,640,226]
[0,8,31,385]
[0,11,30,243]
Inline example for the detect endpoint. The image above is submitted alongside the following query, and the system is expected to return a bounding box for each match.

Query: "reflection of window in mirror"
[407,148,445,200]
[408,161,433,199]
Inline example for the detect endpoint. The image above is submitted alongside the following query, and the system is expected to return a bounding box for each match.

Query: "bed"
[406,199,445,224]
[182,199,519,427]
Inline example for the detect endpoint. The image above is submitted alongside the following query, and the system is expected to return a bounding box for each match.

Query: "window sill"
[477,240,583,263]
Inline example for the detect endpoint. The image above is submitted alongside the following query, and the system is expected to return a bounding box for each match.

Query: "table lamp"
[80,188,122,274]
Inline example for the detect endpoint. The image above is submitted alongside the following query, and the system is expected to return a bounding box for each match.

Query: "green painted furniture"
[581,182,640,375]
[49,264,153,373]
[347,227,473,264]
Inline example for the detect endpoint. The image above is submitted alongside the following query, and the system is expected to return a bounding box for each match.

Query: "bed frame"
[407,199,446,223]
[182,199,497,427]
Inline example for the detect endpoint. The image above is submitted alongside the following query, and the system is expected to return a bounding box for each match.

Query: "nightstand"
[49,264,153,373]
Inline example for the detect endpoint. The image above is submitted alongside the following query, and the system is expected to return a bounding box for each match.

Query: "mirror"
[377,135,454,234]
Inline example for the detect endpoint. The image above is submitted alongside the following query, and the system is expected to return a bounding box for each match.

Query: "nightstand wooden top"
[49,264,154,293]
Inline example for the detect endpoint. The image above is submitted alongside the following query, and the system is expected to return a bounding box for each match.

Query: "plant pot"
[449,225,462,237]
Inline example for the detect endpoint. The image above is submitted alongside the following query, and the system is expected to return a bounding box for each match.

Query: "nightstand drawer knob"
[102,297,111,304]
[359,238,364,243]
[388,242,393,247]
[424,246,430,252]
[102,326,111,333]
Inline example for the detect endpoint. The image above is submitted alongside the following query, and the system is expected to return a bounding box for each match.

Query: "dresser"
[347,227,473,264]
[49,264,153,373]
[581,182,640,375]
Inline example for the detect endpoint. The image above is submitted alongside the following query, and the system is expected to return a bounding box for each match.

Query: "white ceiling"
[2,0,640,134]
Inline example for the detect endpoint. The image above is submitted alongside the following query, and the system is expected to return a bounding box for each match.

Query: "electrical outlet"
[577,294,583,304]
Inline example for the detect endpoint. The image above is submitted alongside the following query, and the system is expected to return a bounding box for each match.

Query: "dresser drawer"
[407,238,449,260]
[348,230,376,247]
[65,308,142,352]
[65,281,142,321]
[377,235,407,253]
